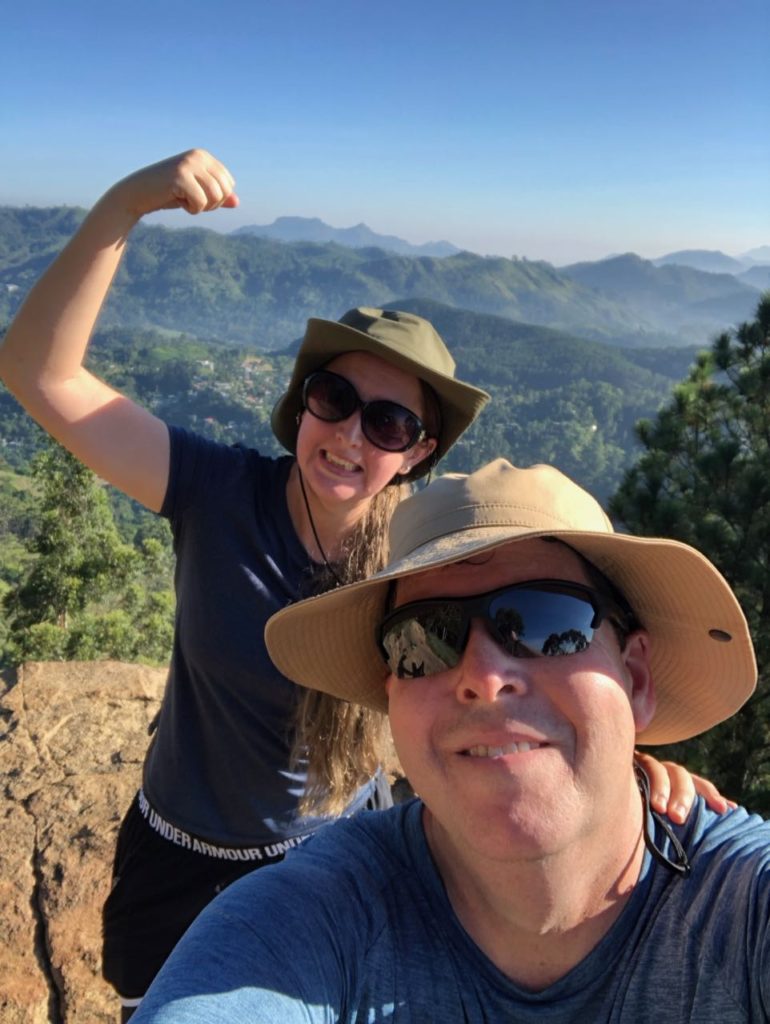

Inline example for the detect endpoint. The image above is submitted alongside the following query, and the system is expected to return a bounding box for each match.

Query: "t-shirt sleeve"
[160,426,235,523]
[131,848,367,1023]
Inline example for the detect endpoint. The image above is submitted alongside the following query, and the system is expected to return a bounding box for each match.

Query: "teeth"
[325,451,358,471]
[466,742,540,757]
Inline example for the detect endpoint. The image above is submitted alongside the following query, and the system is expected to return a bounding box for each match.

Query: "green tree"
[3,441,174,666]
[610,294,770,811]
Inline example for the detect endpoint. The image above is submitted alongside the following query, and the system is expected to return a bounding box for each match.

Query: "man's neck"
[423,792,647,990]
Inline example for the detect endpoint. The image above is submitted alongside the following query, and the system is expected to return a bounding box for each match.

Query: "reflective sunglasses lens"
[304,373,356,422]
[381,605,465,678]
[381,585,601,678]
[488,589,597,657]
[362,401,421,452]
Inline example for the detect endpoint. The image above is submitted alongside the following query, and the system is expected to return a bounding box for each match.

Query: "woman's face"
[295,351,437,512]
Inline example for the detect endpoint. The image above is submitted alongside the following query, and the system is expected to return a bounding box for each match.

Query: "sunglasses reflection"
[380,582,605,679]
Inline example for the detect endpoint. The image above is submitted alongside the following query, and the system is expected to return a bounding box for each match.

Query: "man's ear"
[623,631,656,733]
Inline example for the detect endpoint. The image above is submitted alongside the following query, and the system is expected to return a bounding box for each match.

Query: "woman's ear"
[402,437,437,474]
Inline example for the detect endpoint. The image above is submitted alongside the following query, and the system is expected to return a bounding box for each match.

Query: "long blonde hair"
[292,380,441,816]
[292,482,405,816]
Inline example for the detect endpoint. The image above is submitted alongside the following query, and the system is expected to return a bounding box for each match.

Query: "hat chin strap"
[634,763,691,878]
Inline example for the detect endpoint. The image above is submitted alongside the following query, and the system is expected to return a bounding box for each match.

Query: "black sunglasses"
[301,370,428,453]
[378,580,633,679]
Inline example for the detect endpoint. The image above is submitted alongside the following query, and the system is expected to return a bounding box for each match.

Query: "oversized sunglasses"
[378,580,633,679]
[301,370,428,453]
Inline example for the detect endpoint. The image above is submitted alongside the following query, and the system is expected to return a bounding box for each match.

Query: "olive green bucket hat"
[270,307,490,479]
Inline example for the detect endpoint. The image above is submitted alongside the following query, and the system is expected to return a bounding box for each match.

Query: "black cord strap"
[297,468,342,587]
[634,763,691,878]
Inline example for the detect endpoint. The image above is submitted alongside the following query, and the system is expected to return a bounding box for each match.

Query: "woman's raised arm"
[0,149,238,511]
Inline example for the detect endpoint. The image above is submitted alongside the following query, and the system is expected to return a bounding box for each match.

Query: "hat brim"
[265,526,756,745]
[270,318,489,476]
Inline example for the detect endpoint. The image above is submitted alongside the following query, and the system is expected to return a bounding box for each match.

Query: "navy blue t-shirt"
[135,798,770,1022]
[143,426,375,844]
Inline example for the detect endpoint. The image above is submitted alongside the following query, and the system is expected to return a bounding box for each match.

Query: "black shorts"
[102,780,392,999]
[102,794,301,999]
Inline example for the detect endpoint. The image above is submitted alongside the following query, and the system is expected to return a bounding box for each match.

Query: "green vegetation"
[611,294,770,811]
[7,209,765,812]
[398,301,694,498]
[2,442,174,666]
[0,301,694,670]
[4,205,751,350]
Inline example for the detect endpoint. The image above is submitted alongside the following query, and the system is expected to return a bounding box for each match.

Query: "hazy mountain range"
[0,206,766,352]
[232,216,461,258]
[233,217,770,275]
[0,206,765,501]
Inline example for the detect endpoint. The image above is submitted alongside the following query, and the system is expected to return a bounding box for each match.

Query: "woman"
[0,149,730,1020]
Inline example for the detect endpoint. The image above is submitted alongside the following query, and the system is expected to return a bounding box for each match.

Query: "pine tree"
[610,294,770,810]
[3,440,173,666]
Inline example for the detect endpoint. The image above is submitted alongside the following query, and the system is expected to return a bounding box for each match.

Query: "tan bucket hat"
[266,458,756,745]
[270,307,490,479]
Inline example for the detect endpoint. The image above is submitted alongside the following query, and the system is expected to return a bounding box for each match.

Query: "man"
[133,459,768,1022]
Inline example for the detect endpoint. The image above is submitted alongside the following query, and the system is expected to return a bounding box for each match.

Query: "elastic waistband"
[137,789,313,862]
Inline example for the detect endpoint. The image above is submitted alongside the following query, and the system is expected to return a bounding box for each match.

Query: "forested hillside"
[0,297,701,667]
[2,206,759,350]
[3,218,769,811]
[2,205,761,796]
[0,303,697,497]
[561,253,758,335]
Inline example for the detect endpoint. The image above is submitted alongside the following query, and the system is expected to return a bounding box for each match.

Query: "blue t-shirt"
[133,797,770,1022]
[143,427,376,844]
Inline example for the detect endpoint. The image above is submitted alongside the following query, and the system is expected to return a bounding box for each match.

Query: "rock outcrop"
[0,661,166,1023]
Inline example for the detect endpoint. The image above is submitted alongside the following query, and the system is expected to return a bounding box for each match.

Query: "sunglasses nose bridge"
[455,619,529,703]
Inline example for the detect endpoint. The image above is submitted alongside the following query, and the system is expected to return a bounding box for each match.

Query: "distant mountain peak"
[653,249,749,275]
[740,245,770,265]
[231,216,461,258]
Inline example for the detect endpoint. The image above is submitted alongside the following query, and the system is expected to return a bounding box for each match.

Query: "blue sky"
[2,0,768,264]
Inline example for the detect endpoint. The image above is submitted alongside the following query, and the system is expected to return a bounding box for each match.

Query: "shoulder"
[134,804,426,1023]
[209,803,425,935]
[163,426,293,515]
[664,801,770,902]
[632,803,770,1017]
[167,425,278,477]
[659,801,770,945]
[273,802,419,896]
[685,801,770,863]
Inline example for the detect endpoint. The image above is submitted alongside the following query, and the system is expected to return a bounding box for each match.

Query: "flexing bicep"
[2,313,170,510]
[28,373,171,512]
[0,148,237,512]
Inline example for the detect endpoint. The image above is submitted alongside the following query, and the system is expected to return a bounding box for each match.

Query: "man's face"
[384,538,655,866]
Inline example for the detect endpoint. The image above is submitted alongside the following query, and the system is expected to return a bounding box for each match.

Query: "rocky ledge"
[0,661,166,1023]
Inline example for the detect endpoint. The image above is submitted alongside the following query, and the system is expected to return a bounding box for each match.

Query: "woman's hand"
[635,751,736,824]
[108,148,239,221]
